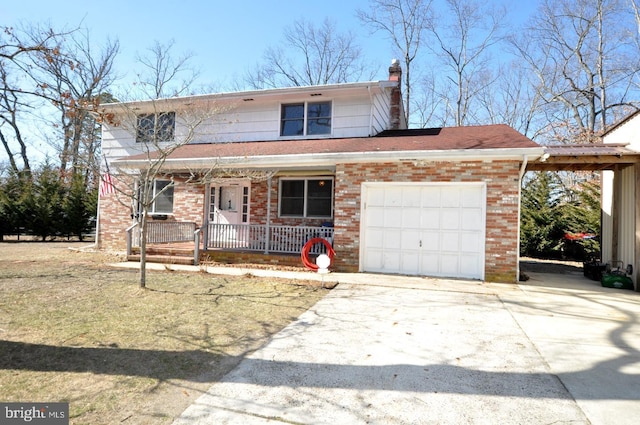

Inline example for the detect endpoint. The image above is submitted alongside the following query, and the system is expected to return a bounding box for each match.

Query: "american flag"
[99,161,115,197]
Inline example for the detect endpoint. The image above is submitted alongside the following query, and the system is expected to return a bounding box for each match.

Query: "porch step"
[127,254,196,266]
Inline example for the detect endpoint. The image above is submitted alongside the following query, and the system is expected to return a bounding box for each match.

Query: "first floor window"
[151,179,174,214]
[279,178,333,218]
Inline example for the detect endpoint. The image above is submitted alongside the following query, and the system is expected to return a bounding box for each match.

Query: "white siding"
[370,90,391,134]
[601,170,614,263]
[605,114,640,150]
[618,166,636,269]
[332,94,373,138]
[102,90,391,163]
[601,167,636,283]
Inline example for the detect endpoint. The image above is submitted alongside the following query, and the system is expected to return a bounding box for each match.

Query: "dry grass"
[0,242,329,424]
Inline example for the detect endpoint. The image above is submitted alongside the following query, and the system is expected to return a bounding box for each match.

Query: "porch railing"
[126,221,197,249]
[206,223,334,254]
[146,221,196,244]
[126,221,334,259]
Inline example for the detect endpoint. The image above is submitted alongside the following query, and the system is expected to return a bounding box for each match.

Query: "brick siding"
[99,161,522,283]
[333,160,521,282]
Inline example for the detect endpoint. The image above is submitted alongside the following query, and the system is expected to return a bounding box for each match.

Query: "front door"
[208,182,250,225]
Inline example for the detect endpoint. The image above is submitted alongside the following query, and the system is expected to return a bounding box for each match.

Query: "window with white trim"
[280,101,331,136]
[136,112,175,143]
[279,178,333,218]
[151,179,174,214]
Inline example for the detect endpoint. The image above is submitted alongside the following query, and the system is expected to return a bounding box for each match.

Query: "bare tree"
[99,98,231,288]
[358,0,434,124]
[509,0,640,144]
[100,41,222,288]
[30,29,119,181]
[133,39,201,99]
[245,17,373,89]
[0,24,71,176]
[426,0,506,126]
[476,63,544,138]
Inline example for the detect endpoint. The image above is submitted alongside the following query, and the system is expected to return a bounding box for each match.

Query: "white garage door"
[361,182,485,279]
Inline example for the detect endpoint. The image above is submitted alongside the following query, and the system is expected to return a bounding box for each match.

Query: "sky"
[2,0,539,93]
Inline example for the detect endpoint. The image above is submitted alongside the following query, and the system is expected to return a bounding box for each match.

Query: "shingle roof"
[122,124,539,162]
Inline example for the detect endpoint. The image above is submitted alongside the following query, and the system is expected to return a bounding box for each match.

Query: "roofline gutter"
[112,147,546,171]
[100,81,389,111]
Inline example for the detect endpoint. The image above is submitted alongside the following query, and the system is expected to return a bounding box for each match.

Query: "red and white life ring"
[301,237,335,271]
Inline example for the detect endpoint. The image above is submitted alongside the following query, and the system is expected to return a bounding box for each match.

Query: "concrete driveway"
[172,268,640,425]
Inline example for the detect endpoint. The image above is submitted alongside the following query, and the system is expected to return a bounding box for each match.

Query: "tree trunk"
[139,212,148,288]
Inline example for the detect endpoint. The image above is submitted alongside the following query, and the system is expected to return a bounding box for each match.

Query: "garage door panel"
[367,187,386,206]
[362,183,485,279]
[422,231,440,250]
[461,208,483,230]
[384,229,402,249]
[384,190,403,207]
[401,251,420,274]
[382,251,402,272]
[402,187,423,207]
[460,187,483,207]
[459,255,482,278]
[441,233,460,252]
[421,209,440,229]
[401,229,420,248]
[441,189,461,207]
[441,209,461,230]
[365,228,385,248]
[440,254,460,275]
[402,208,421,226]
[383,209,403,228]
[366,206,386,226]
[460,232,482,250]
[422,188,441,207]
[420,252,440,275]
[363,249,383,270]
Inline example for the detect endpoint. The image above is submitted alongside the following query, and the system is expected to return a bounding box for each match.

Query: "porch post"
[612,165,622,263]
[203,219,209,251]
[265,176,272,254]
[635,163,640,291]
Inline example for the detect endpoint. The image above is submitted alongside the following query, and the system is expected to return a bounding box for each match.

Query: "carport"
[526,142,640,291]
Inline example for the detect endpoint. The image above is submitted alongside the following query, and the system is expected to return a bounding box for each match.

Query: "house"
[97,60,544,283]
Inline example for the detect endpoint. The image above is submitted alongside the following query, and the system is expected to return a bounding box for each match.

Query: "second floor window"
[281,101,331,137]
[136,112,175,143]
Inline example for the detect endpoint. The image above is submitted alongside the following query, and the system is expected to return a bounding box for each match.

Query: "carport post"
[635,163,640,291]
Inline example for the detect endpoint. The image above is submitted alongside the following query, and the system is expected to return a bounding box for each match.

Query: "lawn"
[0,242,329,424]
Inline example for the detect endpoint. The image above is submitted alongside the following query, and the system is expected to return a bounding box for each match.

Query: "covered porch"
[126,220,334,266]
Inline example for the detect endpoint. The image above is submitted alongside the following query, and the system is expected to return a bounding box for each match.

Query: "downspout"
[264,176,272,254]
[519,154,528,180]
[516,155,529,282]
[368,85,374,136]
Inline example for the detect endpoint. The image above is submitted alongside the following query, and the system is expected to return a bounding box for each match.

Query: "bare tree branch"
[244,18,374,89]
[358,0,434,124]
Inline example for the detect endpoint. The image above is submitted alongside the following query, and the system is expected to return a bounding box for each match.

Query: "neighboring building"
[601,110,640,288]
[98,60,544,283]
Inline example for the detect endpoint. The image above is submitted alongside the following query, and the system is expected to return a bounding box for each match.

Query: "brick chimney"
[388,59,404,130]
